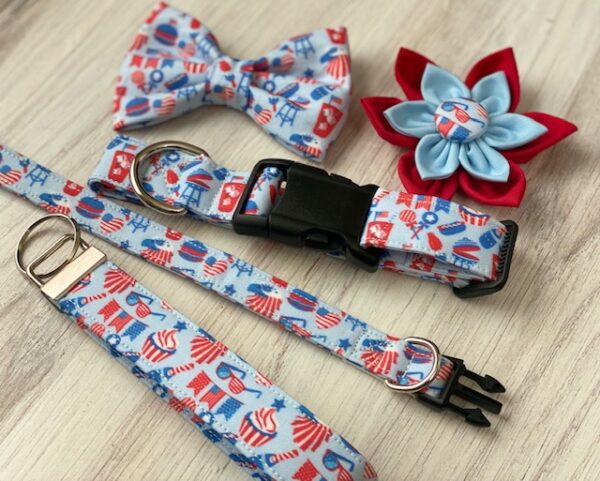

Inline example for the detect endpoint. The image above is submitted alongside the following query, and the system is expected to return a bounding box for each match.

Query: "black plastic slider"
[417,356,505,427]
[453,220,518,298]
[232,159,381,271]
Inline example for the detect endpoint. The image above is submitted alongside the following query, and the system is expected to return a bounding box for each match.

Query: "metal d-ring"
[384,337,441,393]
[15,214,82,281]
[129,140,210,216]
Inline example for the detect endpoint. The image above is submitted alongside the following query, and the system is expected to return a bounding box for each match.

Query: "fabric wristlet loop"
[15,213,377,481]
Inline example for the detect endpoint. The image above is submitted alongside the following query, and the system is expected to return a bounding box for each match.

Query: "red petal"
[458,161,526,207]
[502,112,577,164]
[465,48,520,112]
[360,97,420,148]
[397,151,459,199]
[394,48,434,101]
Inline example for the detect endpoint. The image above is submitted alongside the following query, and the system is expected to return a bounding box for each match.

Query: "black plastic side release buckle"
[417,356,505,427]
[453,220,518,298]
[232,159,381,272]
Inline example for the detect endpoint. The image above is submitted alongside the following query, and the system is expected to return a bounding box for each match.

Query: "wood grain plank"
[0,0,598,480]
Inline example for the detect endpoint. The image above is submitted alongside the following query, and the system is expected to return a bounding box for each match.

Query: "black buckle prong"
[417,356,505,427]
[453,220,518,298]
[233,159,381,271]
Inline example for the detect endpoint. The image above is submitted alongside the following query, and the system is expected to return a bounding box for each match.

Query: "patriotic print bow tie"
[113,2,352,162]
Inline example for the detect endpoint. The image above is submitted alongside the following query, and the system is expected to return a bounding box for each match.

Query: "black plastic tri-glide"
[232,159,381,272]
[417,356,505,427]
[453,220,518,299]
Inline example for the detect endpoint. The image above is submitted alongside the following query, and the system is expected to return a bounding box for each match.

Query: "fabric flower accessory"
[361,48,577,206]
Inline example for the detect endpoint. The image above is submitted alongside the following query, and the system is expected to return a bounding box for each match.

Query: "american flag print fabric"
[113,2,351,162]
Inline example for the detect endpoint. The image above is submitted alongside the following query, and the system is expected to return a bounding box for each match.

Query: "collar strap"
[16,214,376,480]
[89,136,518,297]
[0,144,505,426]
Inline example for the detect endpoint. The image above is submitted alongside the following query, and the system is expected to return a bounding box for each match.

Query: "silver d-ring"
[130,140,210,216]
[15,214,81,279]
[384,337,441,393]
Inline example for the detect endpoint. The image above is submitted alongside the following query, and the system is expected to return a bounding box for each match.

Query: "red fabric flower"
[361,48,577,207]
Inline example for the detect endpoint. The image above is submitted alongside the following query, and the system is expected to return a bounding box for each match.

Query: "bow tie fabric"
[113,2,352,162]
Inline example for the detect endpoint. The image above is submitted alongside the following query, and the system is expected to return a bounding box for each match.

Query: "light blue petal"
[484,113,548,149]
[415,134,460,180]
[458,139,510,182]
[472,72,511,116]
[421,64,471,105]
[383,101,437,138]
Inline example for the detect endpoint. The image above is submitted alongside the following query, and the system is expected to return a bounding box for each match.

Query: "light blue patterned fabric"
[89,135,510,286]
[384,63,548,182]
[0,143,454,401]
[113,3,351,162]
[49,259,377,481]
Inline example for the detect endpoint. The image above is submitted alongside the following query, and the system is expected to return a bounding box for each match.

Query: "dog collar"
[0,144,505,429]
[89,136,518,297]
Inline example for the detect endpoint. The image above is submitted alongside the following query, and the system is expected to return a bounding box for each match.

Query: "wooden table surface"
[0,1,598,480]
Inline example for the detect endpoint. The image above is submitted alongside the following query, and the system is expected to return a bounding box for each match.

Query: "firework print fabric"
[0,144,454,399]
[113,2,352,162]
[55,259,376,480]
[90,135,508,287]
[361,48,577,206]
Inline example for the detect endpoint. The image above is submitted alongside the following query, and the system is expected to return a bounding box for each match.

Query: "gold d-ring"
[384,337,441,393]
[16,214,82,280]
[129,140,210,216]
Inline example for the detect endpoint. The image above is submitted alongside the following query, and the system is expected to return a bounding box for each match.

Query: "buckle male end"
[417,356,505,427]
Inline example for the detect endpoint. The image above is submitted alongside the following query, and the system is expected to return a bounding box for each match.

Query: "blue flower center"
[434,98,488,143]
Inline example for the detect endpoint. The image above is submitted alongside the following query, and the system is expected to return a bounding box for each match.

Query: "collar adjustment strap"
[233,159,381,271]
[416,356,505,427]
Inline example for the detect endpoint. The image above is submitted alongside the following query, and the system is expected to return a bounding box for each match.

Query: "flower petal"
[421,64,471,105]
[501,112,577,164]
[458,139,510,182]
[472,72,511,116]
[465,48,520,112]
[360,97,420,148]
[484,113,548,149]
[415,133,460,180]
[394,48,434,100]
[383,101,436,138]
[458,161,526,207]
[397,151,459,199]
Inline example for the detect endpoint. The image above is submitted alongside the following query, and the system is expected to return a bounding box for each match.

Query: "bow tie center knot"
[207,56,267,107]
